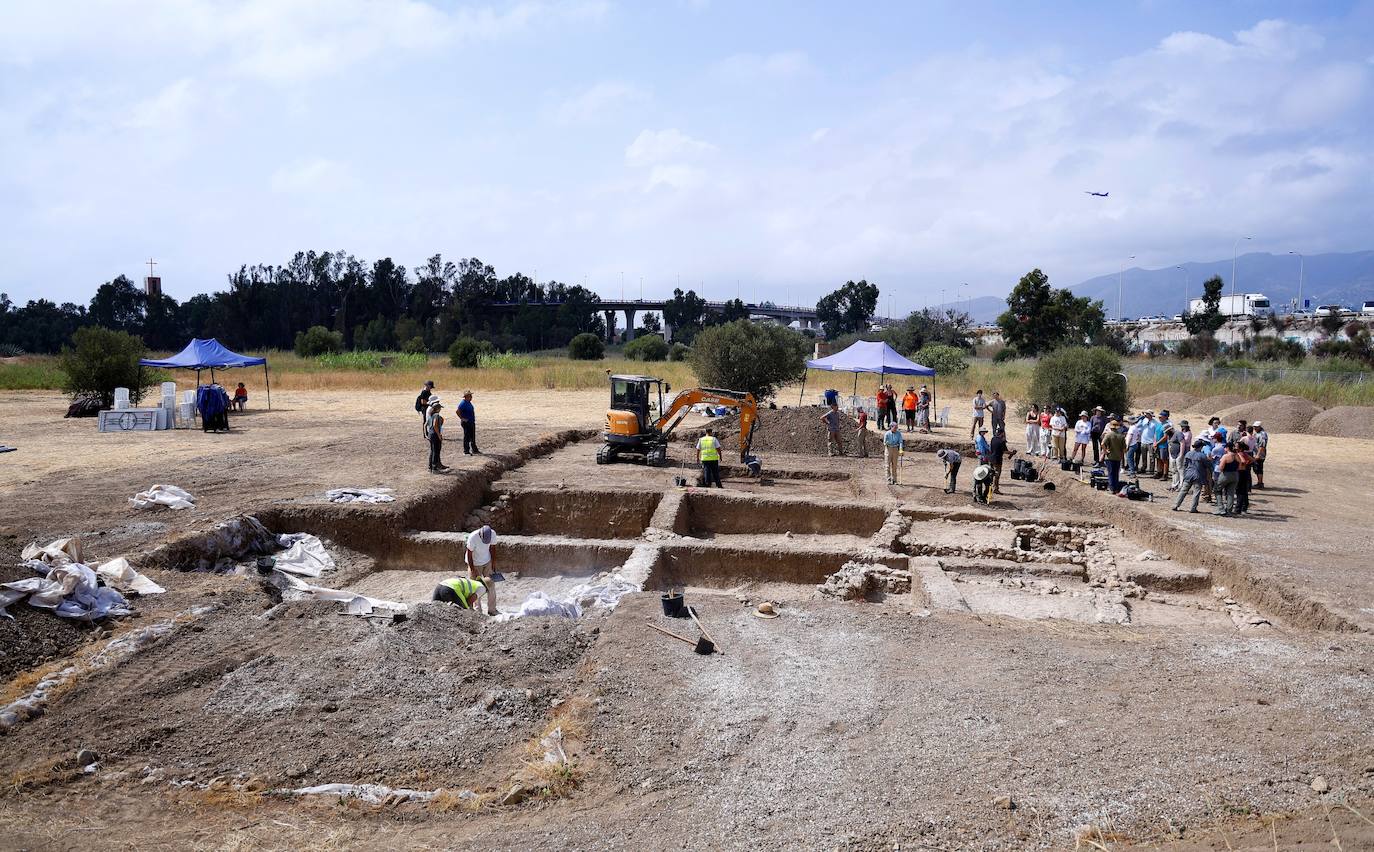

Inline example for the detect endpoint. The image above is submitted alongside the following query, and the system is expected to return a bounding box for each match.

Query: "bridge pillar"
[663,319,674,343]
[604,310,617,344]
[623,309,637,342]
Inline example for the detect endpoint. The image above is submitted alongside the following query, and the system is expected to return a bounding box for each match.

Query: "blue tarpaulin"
[140,338,270,409]
[140,338,266,369]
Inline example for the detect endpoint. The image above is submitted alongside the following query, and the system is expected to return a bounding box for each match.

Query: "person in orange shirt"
[902,387,918,432]
[875,385,891,430]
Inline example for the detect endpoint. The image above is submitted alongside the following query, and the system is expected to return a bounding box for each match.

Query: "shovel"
[645,619,716,655]
[687,607,723,655]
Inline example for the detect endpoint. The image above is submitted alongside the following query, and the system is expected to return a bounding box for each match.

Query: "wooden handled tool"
[687,607,723,654]
[645,620,696,646]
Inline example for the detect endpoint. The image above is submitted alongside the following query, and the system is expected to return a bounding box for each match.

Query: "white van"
[1362,301,1374,315]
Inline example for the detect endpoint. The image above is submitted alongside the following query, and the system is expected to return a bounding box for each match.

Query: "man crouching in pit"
[431,524,500,616]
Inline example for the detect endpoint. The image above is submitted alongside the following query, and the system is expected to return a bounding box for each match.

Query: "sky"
[2,0,1373,315]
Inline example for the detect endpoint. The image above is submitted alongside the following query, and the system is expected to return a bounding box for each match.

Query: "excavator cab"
[608,375,667,435]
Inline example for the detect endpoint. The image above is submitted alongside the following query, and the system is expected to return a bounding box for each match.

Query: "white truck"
[1186,293,1272,318]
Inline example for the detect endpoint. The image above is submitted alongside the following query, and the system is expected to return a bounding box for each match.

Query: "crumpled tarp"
[3,538,160,620]
[325,487,395,504]
[288,783,460,804]
[21,537,83,565]
[94,557,166,596]
[494,572,641,622]
[1,561,132,621]
[130,484,196,510]
[271,533,335,577]
[169,515,279,572]
[269,570,406,616]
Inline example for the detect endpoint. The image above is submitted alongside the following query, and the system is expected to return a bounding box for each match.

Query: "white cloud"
[810,128,831,142]
[625,128,716,167]
[551,81,648,125]
[124,79,199,130]
[711,50,811,81]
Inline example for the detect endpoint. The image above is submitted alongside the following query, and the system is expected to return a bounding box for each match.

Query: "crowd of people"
[819,386,1272,519]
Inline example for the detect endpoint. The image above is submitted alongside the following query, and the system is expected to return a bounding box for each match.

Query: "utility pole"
[1176,266,1187,316]
[1289,251,1304,314]
[1232,235,1251,297]
[1118,256,1135,322]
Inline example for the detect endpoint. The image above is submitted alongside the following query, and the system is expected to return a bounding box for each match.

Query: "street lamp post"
[1231,235,1251,297]
[961,282,969,318]
[1118,256,1134,322]
[1288,251,1304,314]
[1176,265,1187,316]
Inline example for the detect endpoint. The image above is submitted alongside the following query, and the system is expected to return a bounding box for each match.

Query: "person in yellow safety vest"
[696,426,723,488]
[432,576,488,611]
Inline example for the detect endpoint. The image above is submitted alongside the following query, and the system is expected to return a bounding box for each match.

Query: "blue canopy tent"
[799,340,936,414]
[139,338,271,409]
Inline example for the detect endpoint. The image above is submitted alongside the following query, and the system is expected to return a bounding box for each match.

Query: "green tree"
[662,289,707,344]
[1026,347,1129,420]
[668,342,690,362]
[718,298,749,323]
[1184,275,1227,337]
[689,320,808,400]
[358,317,396,351]
[448,336,493,367]
[59,326,157,408]
[624,334,669,362]
[640,311,662,334]
[816,279,879,339]
[911,343,969,375]
[884,307,972,353]
[401,336,427,354]
[294,325,343,357]
[996,269,1106,356]
[568,332,605,360]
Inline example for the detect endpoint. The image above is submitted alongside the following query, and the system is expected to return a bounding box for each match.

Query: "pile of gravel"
[1215,395,1323,434]
[1306,405,1374,439]
[702,406,883,456]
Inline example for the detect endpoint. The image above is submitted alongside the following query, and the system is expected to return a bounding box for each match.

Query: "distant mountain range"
[949,251,1374,324]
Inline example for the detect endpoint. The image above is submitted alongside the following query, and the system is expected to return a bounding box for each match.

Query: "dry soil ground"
[1,387,1371,850]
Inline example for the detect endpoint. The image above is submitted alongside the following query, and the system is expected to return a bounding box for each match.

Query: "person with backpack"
[415,380,435,436]
[425,400,448,473]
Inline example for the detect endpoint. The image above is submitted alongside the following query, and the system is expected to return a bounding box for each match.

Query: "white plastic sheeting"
[94,557,166,596]
[325,487,395,504]
[270,569,406,616]
[130,484,196,510]
[20,537,83,565]
[288,783,465,804]
[494,572,642,622]
[271,533,335,578]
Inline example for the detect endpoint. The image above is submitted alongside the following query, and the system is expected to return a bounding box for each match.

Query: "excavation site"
[2,422,1372,850]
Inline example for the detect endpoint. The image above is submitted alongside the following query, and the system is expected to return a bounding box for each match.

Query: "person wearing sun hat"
[1102,418,1126,493]
[465,524,500,616]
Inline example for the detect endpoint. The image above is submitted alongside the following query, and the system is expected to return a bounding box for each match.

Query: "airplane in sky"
[1084,191,1110,197]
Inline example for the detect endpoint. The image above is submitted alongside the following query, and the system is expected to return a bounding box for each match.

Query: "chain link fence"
[1123,362,1369,385]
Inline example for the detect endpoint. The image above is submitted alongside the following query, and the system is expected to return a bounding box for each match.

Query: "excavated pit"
[679,491,889,538]
[227,437,1277,632]
[473,488,660,539]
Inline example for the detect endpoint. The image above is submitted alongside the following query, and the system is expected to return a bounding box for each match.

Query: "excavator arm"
[654,387,759,462]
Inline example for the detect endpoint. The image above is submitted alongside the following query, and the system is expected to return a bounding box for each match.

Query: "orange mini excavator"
[598,374,762,474]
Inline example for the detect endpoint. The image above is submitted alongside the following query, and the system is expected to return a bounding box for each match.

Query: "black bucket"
[661,593,686,618]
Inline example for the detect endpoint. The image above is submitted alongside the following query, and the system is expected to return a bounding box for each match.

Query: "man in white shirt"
[1125,416,1144,475]
[465,524,500,615]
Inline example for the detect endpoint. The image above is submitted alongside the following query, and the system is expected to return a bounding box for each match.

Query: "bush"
[58,326,157,409]
[568,333,605,361]
[478,351,536,369]
[1026,346,1128,420]
[449,336,495,368]
[294,325,343,357]
[316,351,427,370]
[401,336,427,355]
[911,343,968,375]
[624,335,669,362]
[689,320,808,400]
[992,347,1018,364]
[669,343,690,362]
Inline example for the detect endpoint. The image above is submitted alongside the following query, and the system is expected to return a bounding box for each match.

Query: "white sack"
[272,533,335,578]
[325,487,395,504]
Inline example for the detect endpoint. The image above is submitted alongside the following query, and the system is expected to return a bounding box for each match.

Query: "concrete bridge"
[489,298,822,342]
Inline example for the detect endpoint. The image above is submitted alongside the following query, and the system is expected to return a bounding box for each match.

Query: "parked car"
[1314,305,1348,317]
[1362,300,1374,315]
